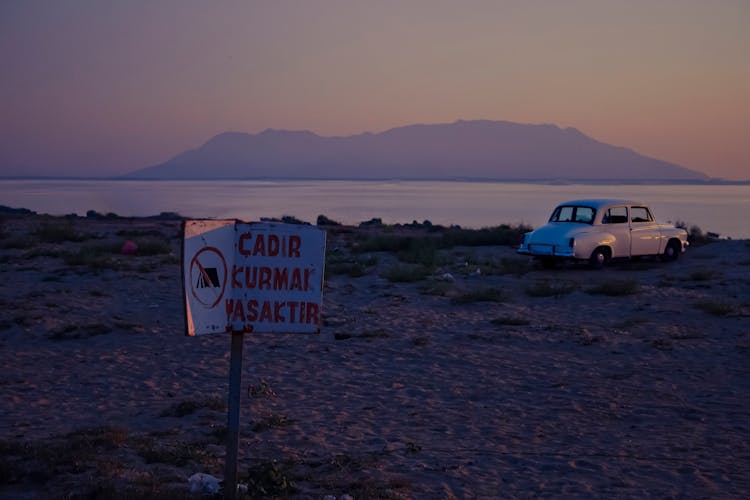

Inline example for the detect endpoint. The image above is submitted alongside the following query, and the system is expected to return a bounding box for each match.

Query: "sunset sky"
[1,0,748,180]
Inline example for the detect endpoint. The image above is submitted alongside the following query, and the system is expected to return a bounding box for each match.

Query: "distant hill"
[126,120,707,181]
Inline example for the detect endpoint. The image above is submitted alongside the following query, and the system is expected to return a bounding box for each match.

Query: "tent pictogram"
[190,246,227,308]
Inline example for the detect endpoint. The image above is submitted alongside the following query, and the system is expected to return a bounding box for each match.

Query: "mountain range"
[127,120,707,181]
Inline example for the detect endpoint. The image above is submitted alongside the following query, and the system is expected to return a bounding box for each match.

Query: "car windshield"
[549,205,596,224]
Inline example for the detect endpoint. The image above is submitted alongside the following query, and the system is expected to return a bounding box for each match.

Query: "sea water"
[0,179,748,239]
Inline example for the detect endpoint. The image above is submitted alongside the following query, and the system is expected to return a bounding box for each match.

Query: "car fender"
[656,226,688,253]
[572,231,616,259]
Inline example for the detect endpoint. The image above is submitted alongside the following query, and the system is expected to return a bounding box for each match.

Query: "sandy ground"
[0,213,749,499]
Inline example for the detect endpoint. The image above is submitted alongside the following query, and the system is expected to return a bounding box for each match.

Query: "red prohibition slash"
[190,246,228,308]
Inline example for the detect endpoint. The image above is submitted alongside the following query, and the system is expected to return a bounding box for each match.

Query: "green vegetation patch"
[243,460,297,499]
[115,228,164,238]
[354,224,531,254]
[452,287,508,304]
[0,426,129,485]
[33,222,89,243]
[326,253,377,278]
[689,269,722,281]
[693,300,738,316]
[585,279,640,296]
[0,236,35,249]
[247,379,277,398]
[440,224,532,247]
[524,280,577,298]
[353,233,419,254]
[48,322,112,340]
[137,441,208,466]
[63,243,120,270]
[490,316,531,326]
[316,214,342,226]
[380,263,432,283]
[252,414,294,432]
[159,396,226,417]
[462,254,532,276]
[417,280,454,296]
[130,236,172,256]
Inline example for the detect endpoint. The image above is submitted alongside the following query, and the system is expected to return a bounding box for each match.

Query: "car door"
[629,206,661,256]
[600,206,631,257]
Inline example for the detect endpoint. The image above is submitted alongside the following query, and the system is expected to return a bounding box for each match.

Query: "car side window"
[630,206,652,223]
[574,207,595,224]
[602,206,628,224]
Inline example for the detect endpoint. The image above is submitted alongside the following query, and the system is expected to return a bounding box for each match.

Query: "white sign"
[183,220,326,336]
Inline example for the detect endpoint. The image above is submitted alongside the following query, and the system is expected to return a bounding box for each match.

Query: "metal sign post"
[224,330,244,500]
[182,219,325,499]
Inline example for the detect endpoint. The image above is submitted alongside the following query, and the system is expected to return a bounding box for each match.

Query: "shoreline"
[2,176,750,185]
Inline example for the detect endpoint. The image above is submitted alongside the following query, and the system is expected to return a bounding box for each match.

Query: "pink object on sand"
[121,240,138,255]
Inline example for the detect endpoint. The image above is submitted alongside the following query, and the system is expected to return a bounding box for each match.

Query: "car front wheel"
[660,240,681,262]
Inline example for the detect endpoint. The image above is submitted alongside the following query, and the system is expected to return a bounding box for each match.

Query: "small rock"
[438,273,455,282]
[188,472,221,495]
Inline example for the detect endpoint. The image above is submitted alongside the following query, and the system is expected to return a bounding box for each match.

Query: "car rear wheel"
[589,247,610,268]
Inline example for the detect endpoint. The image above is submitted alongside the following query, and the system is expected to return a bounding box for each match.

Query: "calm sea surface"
[1,179,748,239]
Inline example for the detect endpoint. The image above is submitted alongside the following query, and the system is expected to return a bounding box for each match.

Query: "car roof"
[556,199,644,209]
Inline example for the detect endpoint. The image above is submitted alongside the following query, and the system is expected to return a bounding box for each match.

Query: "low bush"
[417,280,453,296]
[452,287,507,304]
[131,236,172,256]
[244,460,297,498]
[693,300,737,316]
[0,236,35,249]
[63,243,119,270]
[252,414,294,432]
[441,224,532,247]
[674,221,718,246]
[137,441,207,466]
[353,233,416,254]
[380,264,431,283]
[689,269,721,281]
[353,223,532,256]
[585,279,640,296]
[525,280,577,298]
[33,222,88,243]
[490,316,531,326]
[316,214,342,226]
[160,396,226,417]
[48,323,112,341]
[397,238,443,267]
[325,253,377,278]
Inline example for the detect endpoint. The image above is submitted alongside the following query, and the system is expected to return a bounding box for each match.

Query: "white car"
[518,199,689,267]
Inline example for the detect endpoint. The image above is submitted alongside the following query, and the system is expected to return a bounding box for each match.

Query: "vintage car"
[517,199,689,267]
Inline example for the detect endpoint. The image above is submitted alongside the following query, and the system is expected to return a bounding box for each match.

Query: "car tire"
[589,247,609,269]
[660,240,681,262]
